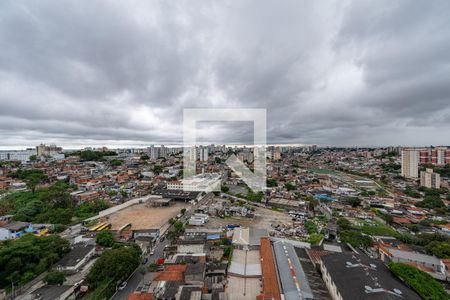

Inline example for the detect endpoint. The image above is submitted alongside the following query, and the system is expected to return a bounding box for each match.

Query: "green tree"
[21,170,47,193]
[382,213,394,225]
[74,150,117,161]
[389,263,448,300]
[86,245,140,299]
[44,271,65,285]
[304,220,318,234]
[266,178,278,187]
[337,218,351,231]
[425,241,450,258]
[284,182,296,191]
[417,195,445,209]
[404,186,420,198]
[153,165,163,175]
[96,231,114,247]
[75,199,109,220]
[110,159,122,166]
[0,234,70,289]
[340,230,372,248]
[347,197,361,207]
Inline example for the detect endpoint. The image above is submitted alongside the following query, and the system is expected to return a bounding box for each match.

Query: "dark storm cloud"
[0,0,449,148]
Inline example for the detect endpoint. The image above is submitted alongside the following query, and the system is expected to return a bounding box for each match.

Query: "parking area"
[202,204,292,232]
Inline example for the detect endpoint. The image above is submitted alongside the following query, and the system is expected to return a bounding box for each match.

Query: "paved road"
[111,192,213,300]
[111,238,169,300]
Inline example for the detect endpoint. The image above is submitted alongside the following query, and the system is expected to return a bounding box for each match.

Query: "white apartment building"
[401,149,419,178]
[167,173,221,192]
[199,147,209,161]
[0,149,37,162]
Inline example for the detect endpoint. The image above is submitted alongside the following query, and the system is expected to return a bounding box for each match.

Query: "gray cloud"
[0,0,449,149]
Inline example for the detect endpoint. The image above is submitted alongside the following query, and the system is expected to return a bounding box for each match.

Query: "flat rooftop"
[227,276,261,300]
[321,253,422,300]
[228,249,261,277]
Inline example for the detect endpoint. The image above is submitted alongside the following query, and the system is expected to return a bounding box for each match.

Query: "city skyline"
[1,1,450,148]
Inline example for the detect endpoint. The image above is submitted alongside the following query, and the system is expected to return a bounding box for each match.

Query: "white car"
[118,281,127,291]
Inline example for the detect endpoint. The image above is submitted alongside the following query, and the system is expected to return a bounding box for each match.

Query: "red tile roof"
[154,264,186,282]
[259,238,281,300]
[128,293,153,300]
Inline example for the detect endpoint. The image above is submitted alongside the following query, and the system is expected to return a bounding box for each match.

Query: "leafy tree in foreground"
[0,234,70,288]
[44,271,65,285]
[86,245,140,299]
[95,231,114,247]
[389,263,449,300]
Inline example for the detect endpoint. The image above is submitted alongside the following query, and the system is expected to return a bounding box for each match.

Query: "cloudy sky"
[1,0,449,149]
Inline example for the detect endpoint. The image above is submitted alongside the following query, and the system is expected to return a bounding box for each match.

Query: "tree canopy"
[424,241,450,258]
[389,262,448,300]
[68,150,117,161]
[86,245,140,299]
[44,271,65,285]
[339,230,372,248]
[0,234,70,288]
[0,181,74,224]
[13,169,48,193]
[95,231,114,248]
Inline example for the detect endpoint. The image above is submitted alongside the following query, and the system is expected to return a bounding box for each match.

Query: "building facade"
[420,168,441,189]
[401,149,419,178]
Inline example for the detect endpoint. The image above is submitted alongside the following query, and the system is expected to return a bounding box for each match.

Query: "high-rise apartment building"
[401,149,419,178]
[199,147,209,161]
[420,168,440,189]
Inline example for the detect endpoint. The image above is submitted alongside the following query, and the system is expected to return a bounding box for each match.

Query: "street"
[111,192,212,300]
[111,237,169,300]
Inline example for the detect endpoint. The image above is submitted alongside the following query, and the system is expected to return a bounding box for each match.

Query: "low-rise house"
[55,244,95,273]
[184,263,206,285]
[133,229,160,240]
[378,245,446,280]
[0,221,34,240]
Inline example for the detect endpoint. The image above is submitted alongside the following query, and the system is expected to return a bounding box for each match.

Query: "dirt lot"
[107,202,189,230]
[204,205,292,232]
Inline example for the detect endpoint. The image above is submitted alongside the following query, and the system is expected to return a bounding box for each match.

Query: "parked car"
[157,265,165,271]
[118,281,127,291]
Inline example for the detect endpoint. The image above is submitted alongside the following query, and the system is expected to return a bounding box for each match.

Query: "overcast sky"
[1,0,450,149]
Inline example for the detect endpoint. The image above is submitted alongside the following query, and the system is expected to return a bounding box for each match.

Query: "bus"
[96,223,111,231]
[90,223,106,232]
